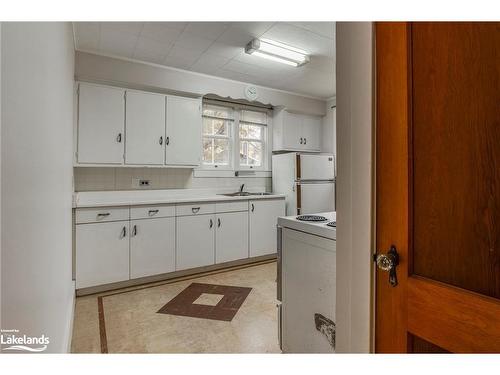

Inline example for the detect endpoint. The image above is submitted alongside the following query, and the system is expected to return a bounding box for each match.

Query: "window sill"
[193,169,272,178]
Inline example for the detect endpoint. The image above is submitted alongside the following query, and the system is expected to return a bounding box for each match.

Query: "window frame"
[201,104,235,170]
[201,101,270,172]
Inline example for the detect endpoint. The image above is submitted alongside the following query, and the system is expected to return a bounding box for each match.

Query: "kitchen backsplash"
[74,167,272,192]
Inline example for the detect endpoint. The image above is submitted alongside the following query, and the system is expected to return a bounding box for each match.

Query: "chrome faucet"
[240,184,245,193]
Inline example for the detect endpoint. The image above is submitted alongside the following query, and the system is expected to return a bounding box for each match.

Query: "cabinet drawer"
[130,204,175,220]
[75,207,129,224]
[215,201,248,213]
[176,202,215,216]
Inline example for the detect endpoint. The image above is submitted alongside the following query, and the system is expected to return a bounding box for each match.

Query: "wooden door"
[165,96,202,166]
[77,83,125,164]
[125,90,165,165]
[375,22,500,353]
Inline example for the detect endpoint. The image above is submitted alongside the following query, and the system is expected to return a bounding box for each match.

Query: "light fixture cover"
[245,38,310,67]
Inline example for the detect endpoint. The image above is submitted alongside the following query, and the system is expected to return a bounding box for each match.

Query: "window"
[239,110,267,168]
[201,102,269,171]
[202,105,233,168]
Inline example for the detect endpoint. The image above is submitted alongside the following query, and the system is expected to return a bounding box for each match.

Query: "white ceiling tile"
[216,26,255,47]
[205,42,242,59]
[133,37,173,63]
[100,22,144,36]
[74,22,100,51]
[184,22,230,40]
[229,22,275,37]
[262,23,334,57]
[307,56,335,73]
[140,23,182,44]
[99,29,138,58]
[290,22,335,39]
[162,55,194,70]
[174,31,214,51]
[192,53,229,70]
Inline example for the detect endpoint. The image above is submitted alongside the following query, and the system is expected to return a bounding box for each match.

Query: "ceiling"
[73,22,335,99]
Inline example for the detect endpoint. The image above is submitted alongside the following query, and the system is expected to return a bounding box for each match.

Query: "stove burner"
[326,221,336,227]
[296,215,328,222]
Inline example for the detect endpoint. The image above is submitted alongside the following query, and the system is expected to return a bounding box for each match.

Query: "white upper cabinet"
[76,82,202,167]
[282,112,303,150]
[273,109,322,152]
[77,83,125,164]
[165,96,202,166]
[301,115,321,151]
[125,91,166,165]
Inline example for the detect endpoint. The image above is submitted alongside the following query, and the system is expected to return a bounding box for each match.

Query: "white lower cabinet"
[176,214,215,270]
[215,211,249,263]
[249,199,286,257]
[130,217,175,279]
[76,221,130,289]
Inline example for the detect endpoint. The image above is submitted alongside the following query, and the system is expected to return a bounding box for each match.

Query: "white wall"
[1,23,75,353]
[75,51,327,116]
[335,22,373,353]
[322,98,336,154]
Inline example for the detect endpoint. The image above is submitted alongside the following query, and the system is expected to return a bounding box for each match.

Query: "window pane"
[240,110,267,124]
[239,123,262,140]
[203,138,214,164]
[214,138,230,165]
[203,104,233,120]
[203,118,229,136]
[240,141,262,167]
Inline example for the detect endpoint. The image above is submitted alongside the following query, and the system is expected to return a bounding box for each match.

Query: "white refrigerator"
[272,153,336,215]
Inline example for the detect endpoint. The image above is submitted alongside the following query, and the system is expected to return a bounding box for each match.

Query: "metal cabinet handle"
[148,209,159,216]
[117,133,122,143]
[166,136,170,145]
[209,219,213,228]
[121,226,127,238]
[304,138,307,145]
[97,213,111,218]
[217,218,221,227]
[300,137,303,144]
[251,203,255,212]
[192,207,200,213]
[132,224,137,237]
[159,136,163,145]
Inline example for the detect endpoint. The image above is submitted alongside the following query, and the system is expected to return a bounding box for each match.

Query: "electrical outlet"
[134,179,151,188]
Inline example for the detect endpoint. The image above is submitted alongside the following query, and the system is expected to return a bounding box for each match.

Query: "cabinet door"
[176,214,215,270]
[125,91,165,165]
[282,112,303,150]
[215,211,249,263]
[165,96,202,166]
[301,115,322,151]
[249,199,286,257]
[76,221,129,288]
[77,83,125,164]
[130,217,175,279]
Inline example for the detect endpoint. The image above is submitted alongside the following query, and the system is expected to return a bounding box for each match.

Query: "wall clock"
[244,85,259,101]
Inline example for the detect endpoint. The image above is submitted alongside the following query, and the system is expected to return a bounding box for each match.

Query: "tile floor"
[71,261,280,353]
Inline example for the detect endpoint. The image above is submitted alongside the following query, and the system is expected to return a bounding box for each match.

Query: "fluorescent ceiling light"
[245,38,310,67]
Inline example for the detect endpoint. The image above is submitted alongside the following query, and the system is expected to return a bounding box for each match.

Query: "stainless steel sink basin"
[219,192,273,197]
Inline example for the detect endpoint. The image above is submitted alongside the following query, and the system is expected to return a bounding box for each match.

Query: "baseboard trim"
[76,254,277,297]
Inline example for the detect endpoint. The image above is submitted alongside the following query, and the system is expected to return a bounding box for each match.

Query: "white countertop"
[278,212,336,240]
[73,189,285,208]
